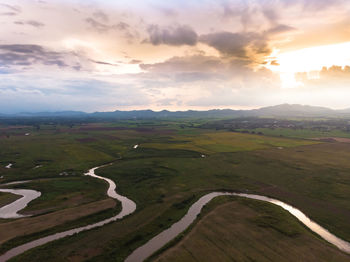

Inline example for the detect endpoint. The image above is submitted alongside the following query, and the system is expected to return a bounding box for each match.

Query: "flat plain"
[0,118,349,261]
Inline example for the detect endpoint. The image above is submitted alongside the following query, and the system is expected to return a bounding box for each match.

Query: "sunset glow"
[268,42,350,88]
[1,0,350,112]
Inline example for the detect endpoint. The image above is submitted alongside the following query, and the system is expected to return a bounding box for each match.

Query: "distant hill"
[1,104,350,119]
[14,111,87,117]
[249,104,337,117]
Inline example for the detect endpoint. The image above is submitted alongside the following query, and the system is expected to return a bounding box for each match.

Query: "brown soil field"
[0,198,116,244]
[154,200,350,262]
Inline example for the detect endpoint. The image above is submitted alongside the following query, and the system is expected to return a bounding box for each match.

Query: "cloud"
[140,54,279,90]
[129,59,142,64]
[320,65,350,78]
[199,31,270,63]
[262,8,279,24]
[140,55,216,72]
[14,20,45,28]
[296,65,350,87]
[0,3,21,16]
[85,17,110,33]
[0,3,21,13]
[267,24,295,35]
[145,24,198,46]
[270,60,280,66]
[92,10,109,22]
[85,18,130,32]
[0,44,69,68]
[295,0,345,10]
[85,17,135,42]
[0,77,151,113]
[0,12,17,16]
[90,59,119,66]
[115,22,129,31]
[2,0,350,112]
[155,6,178,17]
[220,0,279,30]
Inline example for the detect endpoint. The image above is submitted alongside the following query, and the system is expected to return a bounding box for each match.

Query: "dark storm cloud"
[145,24,198,46]
[199,31,270,59]
[0,44,67,68]
[14,20,45,28]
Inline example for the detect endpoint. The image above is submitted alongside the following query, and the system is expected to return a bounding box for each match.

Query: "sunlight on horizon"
[269,42,350,88]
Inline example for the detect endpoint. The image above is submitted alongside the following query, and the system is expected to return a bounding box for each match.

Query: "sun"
[266,42,350,88]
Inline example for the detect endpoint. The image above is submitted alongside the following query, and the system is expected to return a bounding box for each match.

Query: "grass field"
[0,192,21,209]
[0,198,116,245]
[153,197,350,262]
[0,120,349,261]
[142,131,318,154]
[243,127,350,139]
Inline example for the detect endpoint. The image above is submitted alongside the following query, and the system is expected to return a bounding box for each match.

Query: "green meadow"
[0,119,349,261]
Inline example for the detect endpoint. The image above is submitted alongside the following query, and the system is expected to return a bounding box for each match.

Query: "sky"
[1,0,350,113]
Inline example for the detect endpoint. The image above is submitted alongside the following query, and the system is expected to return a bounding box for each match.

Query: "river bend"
[125,192,350,262]
[0,165,136,262]
[0,189,41,219]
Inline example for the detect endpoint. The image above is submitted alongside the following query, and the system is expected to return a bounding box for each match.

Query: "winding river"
[0,170,349,262]
[0,188,41,219]
[0,165,136,262]
[125,192,350,262]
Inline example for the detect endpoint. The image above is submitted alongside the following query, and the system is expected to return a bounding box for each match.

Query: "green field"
[142,131,318,154]
[240,127,350,139]
[153,197,350,262]
[0,119,349,261]
[0,192,21,209]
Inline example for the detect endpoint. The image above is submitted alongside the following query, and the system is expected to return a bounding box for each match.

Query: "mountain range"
[1,104,350,119]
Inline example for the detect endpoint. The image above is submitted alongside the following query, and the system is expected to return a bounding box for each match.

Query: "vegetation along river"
[0,167,349,262]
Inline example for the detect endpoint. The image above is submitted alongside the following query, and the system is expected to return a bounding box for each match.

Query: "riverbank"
[126,192,350,262]
[153,197,350,262]
[0,165,136,262]
[0,189,41,219]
